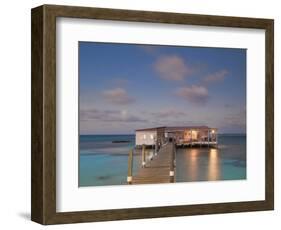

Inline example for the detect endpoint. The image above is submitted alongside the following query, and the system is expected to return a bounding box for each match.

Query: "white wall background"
[0,0,279,229]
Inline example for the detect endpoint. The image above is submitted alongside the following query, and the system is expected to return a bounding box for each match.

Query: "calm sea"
[79,134,246,187]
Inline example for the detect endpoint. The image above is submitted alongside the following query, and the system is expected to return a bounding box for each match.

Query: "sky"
[79,42,246,135]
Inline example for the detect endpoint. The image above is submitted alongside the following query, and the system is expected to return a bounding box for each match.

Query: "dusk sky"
[79,42,246,135]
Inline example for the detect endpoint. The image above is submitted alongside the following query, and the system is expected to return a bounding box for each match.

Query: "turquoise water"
[176,135,246,182]
[79,134,246,186]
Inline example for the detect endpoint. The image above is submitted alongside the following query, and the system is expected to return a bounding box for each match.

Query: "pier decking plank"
[132,143,174,184]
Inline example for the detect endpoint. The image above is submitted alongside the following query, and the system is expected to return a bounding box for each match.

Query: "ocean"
[79,134,246,187]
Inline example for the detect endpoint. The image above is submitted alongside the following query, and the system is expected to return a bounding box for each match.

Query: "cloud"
[154,55,192,81]
[80,109,146,123]
[150,109,186,119]
[203,70,229,84]
[102,88,135,105]
[176,85,209,105]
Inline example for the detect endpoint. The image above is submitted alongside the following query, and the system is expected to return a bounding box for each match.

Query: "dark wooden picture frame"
[31,4,274,225]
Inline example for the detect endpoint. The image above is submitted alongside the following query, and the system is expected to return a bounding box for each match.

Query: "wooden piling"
[216,133,219,148]
[208,129,210,148]
[169,141,175,182]
[127,149,133,184]
[141,144,146,167]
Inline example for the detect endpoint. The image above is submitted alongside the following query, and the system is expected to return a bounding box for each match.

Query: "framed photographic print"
[31,4,274,224]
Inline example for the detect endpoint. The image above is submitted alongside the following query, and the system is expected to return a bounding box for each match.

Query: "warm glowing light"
[208,148,220,181]
[191,130,198,139]
[190,149,198,161]
[211,130,215,134]
[189,149,199,180]
[210,148,217,158]
[150,134,154,139]
[143,134,146,139]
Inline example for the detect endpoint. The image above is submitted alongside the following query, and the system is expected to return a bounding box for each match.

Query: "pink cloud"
[150,109,186,119]
[80,109,145,123]
[176,85,209,104]
[203,69,229,84]
[102,88,135,105]
[154,55,192,81]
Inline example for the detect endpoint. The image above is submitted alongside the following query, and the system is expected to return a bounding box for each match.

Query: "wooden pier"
[129,142,176,185]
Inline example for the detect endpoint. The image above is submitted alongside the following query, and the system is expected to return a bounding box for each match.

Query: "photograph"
[78,42,246,187]
[30,4,274,224]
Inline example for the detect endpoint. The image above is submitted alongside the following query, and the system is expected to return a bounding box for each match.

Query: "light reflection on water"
[176,142,246,182]
[79,135,246,186]
[178,148,221,182]
[208,149,220,181]
[188,149,198,181]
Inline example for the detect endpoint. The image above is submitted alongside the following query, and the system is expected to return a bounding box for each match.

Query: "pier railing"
[127,149,133,184]
[127,140,176,184]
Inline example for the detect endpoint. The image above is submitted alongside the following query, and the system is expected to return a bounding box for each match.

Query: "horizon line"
[80,133,247,136]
